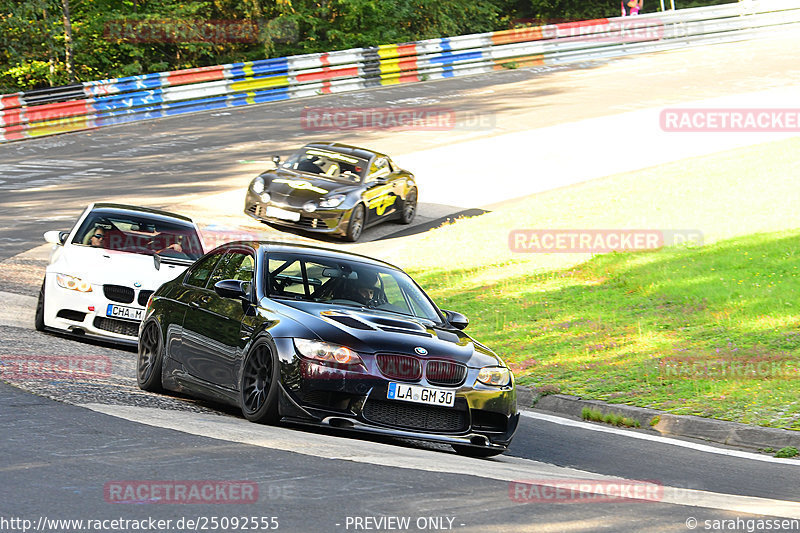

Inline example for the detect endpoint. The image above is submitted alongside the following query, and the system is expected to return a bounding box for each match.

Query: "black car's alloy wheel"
[240,340,279,423]
[344,204,365,242]
[399,189,417,225]
[137,321,164,392]
[34,279,46,331]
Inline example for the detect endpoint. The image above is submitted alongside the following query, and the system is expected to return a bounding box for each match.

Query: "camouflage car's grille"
[103,284,134,304]
[376,354,422,381]
[93,317,139,337]
[425,360,467,387]
[363,400,468,433]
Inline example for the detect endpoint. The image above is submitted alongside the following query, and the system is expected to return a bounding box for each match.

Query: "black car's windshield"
[72,211,204,260]
[280,148,368,183]
[267,252,441,322]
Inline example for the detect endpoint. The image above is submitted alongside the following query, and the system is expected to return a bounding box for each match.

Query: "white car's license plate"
[387,382,455,407]
[106,304,144,321]
[265,206,300,222]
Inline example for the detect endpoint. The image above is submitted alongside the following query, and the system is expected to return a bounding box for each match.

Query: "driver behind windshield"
[349,271,380,305]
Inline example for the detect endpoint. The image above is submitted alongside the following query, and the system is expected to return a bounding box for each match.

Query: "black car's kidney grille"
[376,354,422,381]
[425,360,467,387]
[137,290,154,307]
[93,317,139,337]
[103,284,134,304]
[363,400,468,433]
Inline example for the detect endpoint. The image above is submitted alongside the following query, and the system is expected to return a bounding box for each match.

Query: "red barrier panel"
[165,65,226,87]
[23,100,92,125]
[0,94,23,110]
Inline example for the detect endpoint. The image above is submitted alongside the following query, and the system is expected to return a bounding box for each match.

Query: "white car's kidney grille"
[103,285,134,304]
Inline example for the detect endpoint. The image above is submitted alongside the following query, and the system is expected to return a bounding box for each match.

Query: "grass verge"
[398,136,800,429]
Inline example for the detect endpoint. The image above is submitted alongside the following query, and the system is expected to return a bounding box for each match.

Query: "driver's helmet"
[353,271,379,304]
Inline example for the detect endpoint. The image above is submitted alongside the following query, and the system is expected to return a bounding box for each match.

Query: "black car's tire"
[451,444,506,458]
[34,279,46,332]
[240,339,280,424]
[137,321,164,392]
[344,204,365,242]
[398,189,417,225]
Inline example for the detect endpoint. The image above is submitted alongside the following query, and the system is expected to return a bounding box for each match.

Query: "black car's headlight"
[294,339,363,367]
[319,194,346,208]
[251,176,266,194]
[477,366,511,386]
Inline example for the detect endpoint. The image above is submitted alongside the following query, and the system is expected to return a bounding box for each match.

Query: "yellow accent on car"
[273,179,328,194]
[369,195,396,216]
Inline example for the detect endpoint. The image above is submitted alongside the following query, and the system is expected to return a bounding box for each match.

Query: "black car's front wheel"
[344,204,365,242]
[240,339,280,424]
[398,189,417,225]
[137,321,164,392]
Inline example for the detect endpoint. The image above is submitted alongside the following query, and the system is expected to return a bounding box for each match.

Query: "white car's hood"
[54,246,189,289]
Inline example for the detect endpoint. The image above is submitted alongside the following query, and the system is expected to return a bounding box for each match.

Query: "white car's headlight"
[251,176,266,194]
[56,273,92,292]
[294,339,363,367]
[319,194,345,208]
[477,366,510,386]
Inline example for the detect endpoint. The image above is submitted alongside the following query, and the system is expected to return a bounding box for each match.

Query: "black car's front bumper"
[274,338,519,450]
[244,190,350,236]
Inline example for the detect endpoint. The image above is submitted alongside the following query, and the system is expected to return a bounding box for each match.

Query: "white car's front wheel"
[34,279,46,331]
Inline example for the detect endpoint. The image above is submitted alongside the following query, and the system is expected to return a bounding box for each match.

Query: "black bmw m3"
[244,142,417,241]
[137,242,518,456]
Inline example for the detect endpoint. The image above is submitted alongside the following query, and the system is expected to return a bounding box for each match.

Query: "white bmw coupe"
[35,203,205,345]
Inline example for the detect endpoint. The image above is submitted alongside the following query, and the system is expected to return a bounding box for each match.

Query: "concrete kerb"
[519,389,800,453]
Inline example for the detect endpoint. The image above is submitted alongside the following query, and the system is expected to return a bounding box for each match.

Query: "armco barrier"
[1,0,799,143]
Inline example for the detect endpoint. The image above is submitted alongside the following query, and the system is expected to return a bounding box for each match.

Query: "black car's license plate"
[387,382,455,407]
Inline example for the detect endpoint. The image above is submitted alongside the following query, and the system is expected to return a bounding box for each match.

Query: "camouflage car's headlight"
[477,366,510,386]
[56,274,92,292]
[251,176,265,194]
[319,194,345,208]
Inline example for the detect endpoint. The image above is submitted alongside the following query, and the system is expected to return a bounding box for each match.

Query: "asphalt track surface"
[2,33,800,533]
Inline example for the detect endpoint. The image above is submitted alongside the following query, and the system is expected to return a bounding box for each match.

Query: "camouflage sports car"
[245,142,417,241]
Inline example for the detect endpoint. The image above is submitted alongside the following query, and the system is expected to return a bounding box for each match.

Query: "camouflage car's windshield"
[280,148,368,183]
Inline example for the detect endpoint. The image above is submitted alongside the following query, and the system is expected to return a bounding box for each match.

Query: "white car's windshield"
[72,210,203,260]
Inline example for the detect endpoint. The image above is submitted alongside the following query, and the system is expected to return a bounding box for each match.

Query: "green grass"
[582,407,641,428]
[414,231,800,429]
[775,447,799,458]
[385,136,800,429]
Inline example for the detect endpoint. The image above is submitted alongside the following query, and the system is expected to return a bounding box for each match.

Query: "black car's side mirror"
[272,155,281,166]
[443,310,469,330]
[215,279,250,301]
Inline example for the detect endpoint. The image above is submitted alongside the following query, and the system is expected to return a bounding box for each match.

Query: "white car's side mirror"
[43,230,67,245]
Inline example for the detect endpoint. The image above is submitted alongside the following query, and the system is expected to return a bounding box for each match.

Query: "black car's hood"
[269,299,502,367]
[262,169,359,207]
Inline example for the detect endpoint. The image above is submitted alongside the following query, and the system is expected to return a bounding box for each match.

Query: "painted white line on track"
[81,403,800,519]
[522,410,800,466]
